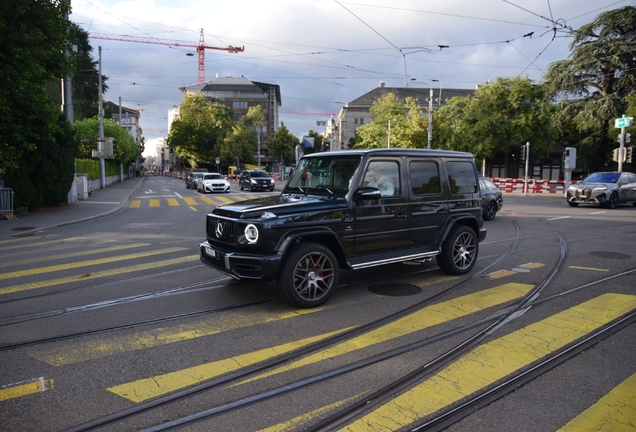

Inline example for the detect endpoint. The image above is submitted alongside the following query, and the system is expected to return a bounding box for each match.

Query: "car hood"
[211,193,346,219]
[572,181,616,188]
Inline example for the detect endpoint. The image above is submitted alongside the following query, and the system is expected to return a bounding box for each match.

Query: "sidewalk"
[0,177,145,239]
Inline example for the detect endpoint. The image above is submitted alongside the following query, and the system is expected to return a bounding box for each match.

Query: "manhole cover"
[369,283,421,297]
[589,251,631,260]
[12,227,35,231]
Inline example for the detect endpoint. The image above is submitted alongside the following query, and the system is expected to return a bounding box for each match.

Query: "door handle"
[395,213,406,219]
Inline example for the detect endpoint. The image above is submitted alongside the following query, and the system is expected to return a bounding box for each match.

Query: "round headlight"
[244,224,259,243]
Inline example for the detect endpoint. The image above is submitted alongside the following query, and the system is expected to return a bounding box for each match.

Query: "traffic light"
[520,144,527,160]
[563,147,576,169]
[613,148,620,162]
[627,146,634,164]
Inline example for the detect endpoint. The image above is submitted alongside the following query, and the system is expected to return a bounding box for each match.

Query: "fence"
[0,188,15,220]
[491,178,568,194]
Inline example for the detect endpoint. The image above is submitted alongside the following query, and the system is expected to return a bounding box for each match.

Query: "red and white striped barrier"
[491,178,572,194]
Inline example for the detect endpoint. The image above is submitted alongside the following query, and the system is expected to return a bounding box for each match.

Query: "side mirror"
[356,187,382,201]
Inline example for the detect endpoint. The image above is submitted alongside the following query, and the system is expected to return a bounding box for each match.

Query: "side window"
[447,161,478,194]
[410,161,440,195]
[363,161,400,197]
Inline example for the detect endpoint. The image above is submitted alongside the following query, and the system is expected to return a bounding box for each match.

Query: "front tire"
[276,242,339,308]
[436,225,478,275]
[567,201,579,207]
[604,192,618,209]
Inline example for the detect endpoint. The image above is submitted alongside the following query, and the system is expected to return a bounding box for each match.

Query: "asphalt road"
[1,177,635,432]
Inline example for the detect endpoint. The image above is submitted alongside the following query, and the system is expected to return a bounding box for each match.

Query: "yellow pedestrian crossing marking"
[216,196,234,204]
[260,394,365,432]
[0,243,149,268]
[106,283,533,402]
[0,247,187,281]
[127,195,258,208]
[0,378,54,402]
[235,283,534,387]
[31,308,323,366]
[558,371,636,431]
[485,270,517,279]
[0,255,198,296]
[341,293,636,431]
[107,328,353,402]
[569,265,610,272]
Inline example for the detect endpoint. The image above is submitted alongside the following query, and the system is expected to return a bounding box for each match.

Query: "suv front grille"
[207,217,235,243]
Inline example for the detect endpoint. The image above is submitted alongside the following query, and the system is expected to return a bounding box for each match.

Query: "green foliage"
[0,0,73,178]
[305,130,324,153]
[265,123,299,165]
[75,158,119,179]
[434,77,557,164]
[167,94,234,166]
[544,6,636,172]
[3,113,79,211]
[74,117,139,165]
[353,93,427,149]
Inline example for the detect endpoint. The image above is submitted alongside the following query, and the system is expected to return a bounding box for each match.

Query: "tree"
[167,94,234,167]
[352,93,427,149]
[305,130,324,154]
[0,0,73,178]
[45,23,105,122]
[218,105,264,166]
[433,77,557,173]
[543,6,636,172]
[266,123,299,166]
[74,117,139,165]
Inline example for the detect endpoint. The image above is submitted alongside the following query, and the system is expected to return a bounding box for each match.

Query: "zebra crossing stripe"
[341,293,636,431]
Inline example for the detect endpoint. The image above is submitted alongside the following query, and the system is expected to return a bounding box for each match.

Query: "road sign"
[615,117,633,128]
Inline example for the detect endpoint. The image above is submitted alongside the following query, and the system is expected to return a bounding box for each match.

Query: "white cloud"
[71,0,627,138]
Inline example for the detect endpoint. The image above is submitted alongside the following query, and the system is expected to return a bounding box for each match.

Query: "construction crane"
[89,29,244,83]
[283,110,339,116]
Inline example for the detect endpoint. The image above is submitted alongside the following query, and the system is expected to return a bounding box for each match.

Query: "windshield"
[204,174,223,180]
[286,155,362,196]
[250,170,269,177]
[584,173,619,183]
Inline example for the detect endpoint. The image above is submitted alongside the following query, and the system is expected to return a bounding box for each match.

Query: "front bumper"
[204,183,230,193]
[566,190,606,204]
[199,241,281,280]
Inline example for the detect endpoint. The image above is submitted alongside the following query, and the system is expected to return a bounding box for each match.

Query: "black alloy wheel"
[483,201,497,221]
[436,225,478,275]
[276,242,339,308]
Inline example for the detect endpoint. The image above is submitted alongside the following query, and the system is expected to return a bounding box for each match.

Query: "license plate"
[205,247,216,258]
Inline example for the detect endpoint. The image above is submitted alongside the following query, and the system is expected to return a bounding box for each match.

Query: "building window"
[360,118,364,125]
[354,118,358,124]
[233,101,248,109]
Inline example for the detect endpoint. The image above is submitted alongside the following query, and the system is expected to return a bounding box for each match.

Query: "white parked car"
[197,173,231,194]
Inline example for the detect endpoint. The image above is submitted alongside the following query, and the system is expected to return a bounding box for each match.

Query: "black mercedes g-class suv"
[200,149,486,308]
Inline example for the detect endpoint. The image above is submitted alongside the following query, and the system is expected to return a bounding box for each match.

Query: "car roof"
[302,148,475,159]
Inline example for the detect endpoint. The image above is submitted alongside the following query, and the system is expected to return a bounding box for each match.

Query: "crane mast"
[89,29,244,83]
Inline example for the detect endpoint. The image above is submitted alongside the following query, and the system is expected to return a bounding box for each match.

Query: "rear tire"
[276,242,339,308]
[436,225,478,275]
[483,201,497,221]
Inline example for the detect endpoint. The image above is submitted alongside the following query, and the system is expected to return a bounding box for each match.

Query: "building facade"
[179,75,282,169]
[333,82,474,151]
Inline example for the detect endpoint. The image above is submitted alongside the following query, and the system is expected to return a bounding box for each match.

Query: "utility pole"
[62,5,76,204]
[98,46,106,189]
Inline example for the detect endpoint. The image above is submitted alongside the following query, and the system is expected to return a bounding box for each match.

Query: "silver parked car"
[566,171,636,208]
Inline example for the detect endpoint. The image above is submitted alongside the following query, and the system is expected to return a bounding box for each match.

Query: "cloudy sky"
[71,0,627,139]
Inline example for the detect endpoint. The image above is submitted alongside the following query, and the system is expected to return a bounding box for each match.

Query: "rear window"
[447,161,477,194]
[410,161,440,195]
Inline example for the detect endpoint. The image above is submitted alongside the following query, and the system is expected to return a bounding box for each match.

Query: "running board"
[350,251,439,270]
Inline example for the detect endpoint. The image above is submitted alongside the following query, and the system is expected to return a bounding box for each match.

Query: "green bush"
[76,158,119,179]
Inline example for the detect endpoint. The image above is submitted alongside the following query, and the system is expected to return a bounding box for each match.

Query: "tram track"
[6,215,635,431]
